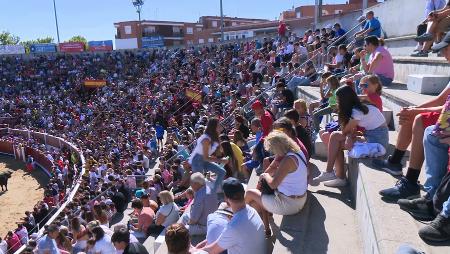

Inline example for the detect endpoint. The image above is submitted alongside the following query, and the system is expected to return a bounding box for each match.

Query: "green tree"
[20,37,54,52]
[0,31,20,45]
[67,35,87,45]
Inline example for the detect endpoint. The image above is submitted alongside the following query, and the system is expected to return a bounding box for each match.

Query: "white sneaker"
[312,171,336,185]
[324,177,347,188]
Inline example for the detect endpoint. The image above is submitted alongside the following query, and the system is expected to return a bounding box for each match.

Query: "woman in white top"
[156,191,180,228]
[90,226,116,254]
[245,131,308,236]
[314,85,389,187]
[188,117,228,192]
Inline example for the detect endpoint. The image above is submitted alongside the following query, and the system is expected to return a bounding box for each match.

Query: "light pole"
[52,0,61,44]
[132,0,145,21]
[220,0,224,42]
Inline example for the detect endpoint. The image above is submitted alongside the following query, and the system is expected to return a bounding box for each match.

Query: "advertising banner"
[88,40,113,51]
[84,79,107,88]
[30,43,57,53]
[186,88,202,103]
[0,45,25,55]
[59,42,85,52]
[142,36,164,48]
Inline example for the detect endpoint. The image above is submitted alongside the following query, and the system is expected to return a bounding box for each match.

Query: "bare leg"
[325,131,346,174]
[245,189,270,231]
[395,120,413,151]
[320,130,331,147]
[408,115,425,170]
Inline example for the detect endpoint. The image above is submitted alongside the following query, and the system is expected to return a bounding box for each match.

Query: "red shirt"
[260,110,274,137]
[367,93,383,112]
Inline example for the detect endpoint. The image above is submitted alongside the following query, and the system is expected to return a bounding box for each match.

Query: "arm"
[188,197,203,224]
[202,242,226,254]
[367,52,382,74]
[155,212,166,226]
[342,119,359,136]
[262,155,296,189]
[416,87,449,108]
[202,139,224,164]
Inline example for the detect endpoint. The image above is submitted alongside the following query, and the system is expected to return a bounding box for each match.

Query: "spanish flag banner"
[84,80,106,88]
[186,88,202,103]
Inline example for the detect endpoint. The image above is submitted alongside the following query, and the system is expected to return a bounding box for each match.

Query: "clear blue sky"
[1,0,357,42]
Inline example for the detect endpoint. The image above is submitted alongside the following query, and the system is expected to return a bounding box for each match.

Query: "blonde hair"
[264,131,300,156]
[158,190,174,205]
[294,99,307,113]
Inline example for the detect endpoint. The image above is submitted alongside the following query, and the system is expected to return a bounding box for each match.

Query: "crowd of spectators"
[1,7,449,254]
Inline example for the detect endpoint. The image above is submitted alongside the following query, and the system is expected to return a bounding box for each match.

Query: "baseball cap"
[431,31,450,53]
[251,100,263,110]
[222,177,244,200]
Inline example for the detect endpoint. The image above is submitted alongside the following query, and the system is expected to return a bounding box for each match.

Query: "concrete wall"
[366,0,424,38]
[316,11,364,37]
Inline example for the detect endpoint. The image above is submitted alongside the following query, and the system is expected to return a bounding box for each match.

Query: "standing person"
[188,118,227,192]
[26,155,34,172]
[201,178,266,254]
[154,122,165,152]
[36,224,60,254]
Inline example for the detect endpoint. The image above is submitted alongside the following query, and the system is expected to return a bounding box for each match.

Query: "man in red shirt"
[131,199,155,239]
[251,100,273,137]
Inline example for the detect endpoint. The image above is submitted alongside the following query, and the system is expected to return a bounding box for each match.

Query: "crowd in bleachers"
[0,5,449,254]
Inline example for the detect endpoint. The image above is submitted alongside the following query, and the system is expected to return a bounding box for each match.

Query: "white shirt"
[0,240,7,254]
[277,152,308,196]
[156,202,180,227]
[93,235,116,254]
[352,105,386,130]
[188,134,219,164]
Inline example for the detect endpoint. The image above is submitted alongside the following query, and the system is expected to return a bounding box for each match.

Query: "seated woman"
[313,85,389,187]
[245,131,308,236]
[233,130,250,153]
[219,141,243,178]
[165,223,207,254]
[153,191,180,235]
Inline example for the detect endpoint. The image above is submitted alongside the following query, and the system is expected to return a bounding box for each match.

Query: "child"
[312,75,340,133]
[294,99,313,138]
[308,72,333,115]
[358,75,383,112]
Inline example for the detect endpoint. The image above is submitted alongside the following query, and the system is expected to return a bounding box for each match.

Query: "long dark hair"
[204,117,220,143]
[220,141,239,173]
[336,85,368,126]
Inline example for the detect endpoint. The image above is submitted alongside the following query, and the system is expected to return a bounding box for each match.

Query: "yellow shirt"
[230,142,244,172]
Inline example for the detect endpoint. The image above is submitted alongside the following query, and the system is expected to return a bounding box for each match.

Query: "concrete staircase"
[297,79,450,253]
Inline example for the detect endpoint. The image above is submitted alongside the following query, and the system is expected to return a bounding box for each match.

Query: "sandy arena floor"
[0,155,49,237]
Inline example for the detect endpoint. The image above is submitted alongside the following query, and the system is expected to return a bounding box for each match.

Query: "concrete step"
[297,86,394,130]
[407,74,449,95]
[392,56,450,85]
[347,130,450,254]
[269,158,362,254]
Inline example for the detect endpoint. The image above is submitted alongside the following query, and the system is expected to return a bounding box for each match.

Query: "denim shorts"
[376,74,393,87]
[365,125,389,149]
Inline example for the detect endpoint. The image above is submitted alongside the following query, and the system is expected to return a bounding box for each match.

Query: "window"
[232,22,238,26]
[173,26,182,34]
[143,26,156,34]
[322,10,329,15]
[173,41,181,46]
[186,27,193,34]
[124,25,132,35]
[242,34,246,39]
[208,38,214,43]
[296,12,301,18]
[226,35,229,41]
[212,21,218,27]
[199,38,205,44]
[186,40,193,45]
[196,27,202,32]
[334,10,343,14]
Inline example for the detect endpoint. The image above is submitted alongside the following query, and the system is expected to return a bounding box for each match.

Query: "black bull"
[0,171,12,191]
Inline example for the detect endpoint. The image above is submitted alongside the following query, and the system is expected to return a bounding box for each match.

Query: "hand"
[397,107,419,125]
[221,157,229,164]
[359,50,367,58]
[259,173,268,180]
[440,136,450,145]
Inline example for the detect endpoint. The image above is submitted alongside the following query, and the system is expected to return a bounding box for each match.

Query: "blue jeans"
[423,126,449,197]
[365,125,389,149]
[190,154,226,192]
[312,105,334,133]
[376,74,393,86]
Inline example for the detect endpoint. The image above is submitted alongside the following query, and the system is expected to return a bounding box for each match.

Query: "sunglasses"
[360,83,369,88]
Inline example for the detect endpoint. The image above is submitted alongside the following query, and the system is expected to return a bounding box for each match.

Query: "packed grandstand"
[0,1,450,254]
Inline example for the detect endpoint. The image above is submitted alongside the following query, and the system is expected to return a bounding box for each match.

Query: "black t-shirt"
[295,125,312,158]
[238,124,250,139]
[342,52,353,70]
[124,242,149,254]
[111,192,127,213]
